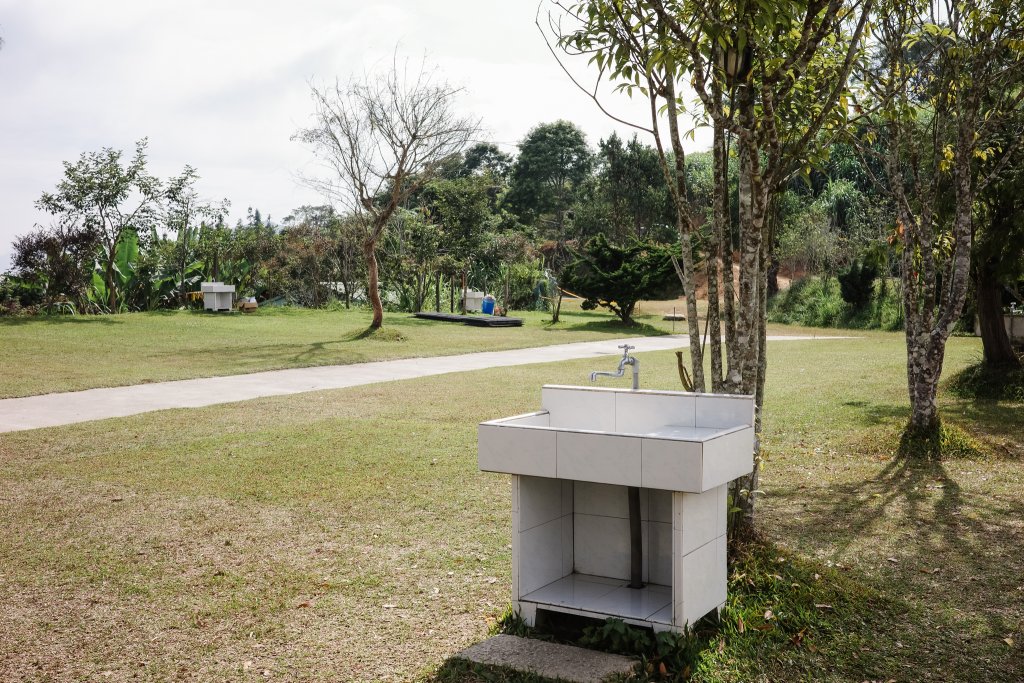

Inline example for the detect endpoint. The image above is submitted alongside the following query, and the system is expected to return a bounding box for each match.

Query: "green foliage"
[505,120,592,229]
[8,220,99,309]
[562,234,681,325]
[493,604,532,638]
[573,133,674,244]
[35,139,163,312]
[837,260,878,310]
[769,276,903,331]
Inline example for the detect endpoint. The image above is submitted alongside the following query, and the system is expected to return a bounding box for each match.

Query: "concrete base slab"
[457,634,637,683]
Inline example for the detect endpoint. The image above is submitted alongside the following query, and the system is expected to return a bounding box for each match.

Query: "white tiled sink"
[478,385,755,493]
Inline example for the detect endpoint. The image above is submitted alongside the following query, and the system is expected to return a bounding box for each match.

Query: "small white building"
[200,282,235,312]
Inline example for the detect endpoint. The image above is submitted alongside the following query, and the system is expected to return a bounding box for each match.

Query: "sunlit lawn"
[0,329,1020,681]
[0,301,681,398]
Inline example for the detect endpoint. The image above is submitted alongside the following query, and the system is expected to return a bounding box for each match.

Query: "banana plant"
[86,232,140,313]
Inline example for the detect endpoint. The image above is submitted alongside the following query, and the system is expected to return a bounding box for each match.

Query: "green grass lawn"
[0,329,1020,681]
[0,303,683,399]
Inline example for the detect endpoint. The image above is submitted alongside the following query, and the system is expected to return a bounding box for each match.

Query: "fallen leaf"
[296,600,312,609]
[815,604,833,610]
[383,604,397,609]
[658,662,667,676]
[1004,637,1015,647]
[764,609,774,620]
[717,638,726,653]
[887,557,898,563]
[737,615,745,633]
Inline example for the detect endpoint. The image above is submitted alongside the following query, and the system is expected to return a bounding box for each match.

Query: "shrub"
[838,260,878,310]
[768,276,903,331]
[562,233,681,325]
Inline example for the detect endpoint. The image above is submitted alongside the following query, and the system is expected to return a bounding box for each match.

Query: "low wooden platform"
[413,312,524,327]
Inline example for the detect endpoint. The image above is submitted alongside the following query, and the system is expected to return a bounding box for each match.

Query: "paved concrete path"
[0,334,841,433]
[458,634,637,682]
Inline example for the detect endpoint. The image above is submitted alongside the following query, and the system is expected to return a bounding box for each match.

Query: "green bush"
[838,260,878,310]
[768,276,903,331]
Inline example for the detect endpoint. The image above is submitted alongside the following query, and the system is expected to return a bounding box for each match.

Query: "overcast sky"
[0,0,711,271]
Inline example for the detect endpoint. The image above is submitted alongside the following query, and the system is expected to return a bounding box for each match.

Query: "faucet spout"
[589,344,640,390]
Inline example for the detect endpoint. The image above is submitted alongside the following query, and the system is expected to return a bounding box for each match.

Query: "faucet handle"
[618,343,635,355]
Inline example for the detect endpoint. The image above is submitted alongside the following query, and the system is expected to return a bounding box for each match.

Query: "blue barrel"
[481,295,495,315]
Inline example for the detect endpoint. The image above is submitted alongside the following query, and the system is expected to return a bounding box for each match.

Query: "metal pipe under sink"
[590,345,644,589]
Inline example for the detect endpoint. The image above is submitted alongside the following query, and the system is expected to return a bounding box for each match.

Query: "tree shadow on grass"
[769,454,1023,681]
[839,400,909,428]
[546,319,667,337]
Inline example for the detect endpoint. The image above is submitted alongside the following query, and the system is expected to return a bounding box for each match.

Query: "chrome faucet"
[590,344,640,390]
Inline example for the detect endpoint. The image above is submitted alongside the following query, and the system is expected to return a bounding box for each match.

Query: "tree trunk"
[461,270,468,314]
[731,130,768,395]
[105,254,117,313]
[708,117,728,392]
[363,238,384,329]
[664,74,705,392]
[435,271,441,312]
[977,260,1020,369]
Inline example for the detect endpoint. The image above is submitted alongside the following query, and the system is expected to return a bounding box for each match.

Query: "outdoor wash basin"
[478,385,755,493]
[478,385,756,631]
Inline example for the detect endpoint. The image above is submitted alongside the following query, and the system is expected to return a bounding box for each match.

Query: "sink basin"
[478,385,754,493]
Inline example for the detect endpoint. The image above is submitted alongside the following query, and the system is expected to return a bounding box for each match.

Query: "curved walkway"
[0,334,844,433]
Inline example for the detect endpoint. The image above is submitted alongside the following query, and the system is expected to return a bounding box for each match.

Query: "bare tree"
[294,55,480,329]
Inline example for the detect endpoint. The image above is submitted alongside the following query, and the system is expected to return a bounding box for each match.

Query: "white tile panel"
[680,538,727,626]
[541,387,616,431]
[556,432,641,487]
[574,481,648,519]
[573,513,650,581]
[518,476,565,531]
[715,484,728,536]
[518,518,569,595]
[615,391,695,432]
[681,487,719,555]
[561,514,574,576]
[649,489,672,523]
[478,423,556,477]
[521,573,622,607]
[701,427,755,490]
[641,438,703,492]
[648,521,673,586]
[587,584,672,621]
[694,395,755,429]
